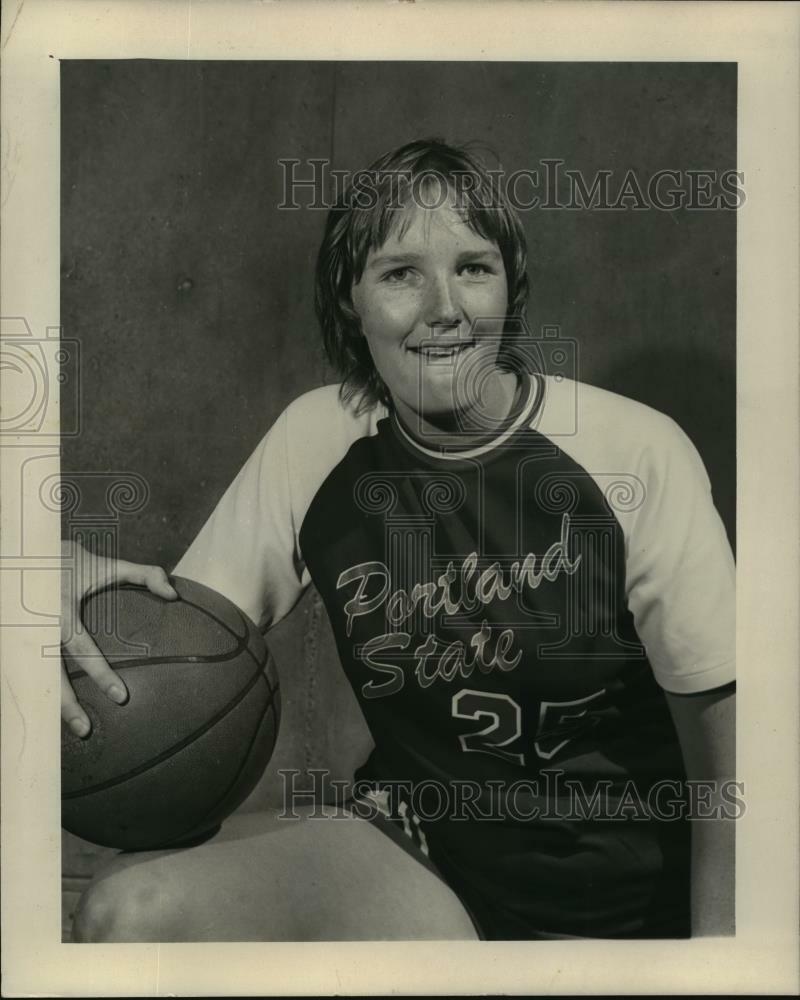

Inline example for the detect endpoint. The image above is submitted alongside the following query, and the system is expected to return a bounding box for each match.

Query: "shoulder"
[564,376,686,442]
[539,375,704,481]
[280,383,388,525]
[284,382,348,420]
[284,383,386,438]
[241,383,387,499]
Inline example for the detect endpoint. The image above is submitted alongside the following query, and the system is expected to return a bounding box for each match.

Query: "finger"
[64,628,128,706]
[61,663,91,737]
[117,562,178,600]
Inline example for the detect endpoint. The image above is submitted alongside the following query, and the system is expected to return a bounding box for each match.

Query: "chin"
[421,395,478,428]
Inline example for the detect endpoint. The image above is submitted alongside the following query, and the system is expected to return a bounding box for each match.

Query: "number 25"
[452,688,605,766]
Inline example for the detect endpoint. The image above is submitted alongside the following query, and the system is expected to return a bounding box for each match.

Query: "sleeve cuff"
[653,657,736,695]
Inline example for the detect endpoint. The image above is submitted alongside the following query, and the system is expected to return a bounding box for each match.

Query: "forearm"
[665,683,736,937]
[689,807,735,936]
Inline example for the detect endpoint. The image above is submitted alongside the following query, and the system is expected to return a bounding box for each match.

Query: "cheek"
[432,269,506,326]
[359,295,420,345]
[473,278,509,319]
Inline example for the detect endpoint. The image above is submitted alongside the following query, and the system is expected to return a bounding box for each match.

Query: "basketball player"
[62,139,736,941]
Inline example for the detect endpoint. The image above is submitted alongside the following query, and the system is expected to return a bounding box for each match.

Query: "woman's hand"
[61,540,178,737]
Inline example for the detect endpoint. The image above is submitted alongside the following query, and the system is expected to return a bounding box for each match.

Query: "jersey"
[174,370,736,938]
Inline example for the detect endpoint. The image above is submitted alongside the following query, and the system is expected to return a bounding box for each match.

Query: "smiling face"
[350,192,517,444]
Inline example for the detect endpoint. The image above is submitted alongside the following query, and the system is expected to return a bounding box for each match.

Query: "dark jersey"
[176,371,735,937]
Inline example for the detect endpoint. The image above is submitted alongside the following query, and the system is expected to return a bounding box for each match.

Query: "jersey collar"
[390,369,544,461]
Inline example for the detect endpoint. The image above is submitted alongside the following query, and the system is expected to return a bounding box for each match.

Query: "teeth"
[414,343,473,356]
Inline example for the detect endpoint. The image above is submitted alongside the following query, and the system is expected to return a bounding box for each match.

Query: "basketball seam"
[68,590,260,678]
[63,670,279,799]
[64,584,278,800]
[159,673,277,847]
[73,586,273,703]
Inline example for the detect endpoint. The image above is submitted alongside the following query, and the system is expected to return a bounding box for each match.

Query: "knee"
[72,862,190,943]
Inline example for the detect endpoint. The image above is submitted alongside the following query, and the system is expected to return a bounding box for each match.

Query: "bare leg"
[71,805,478,942]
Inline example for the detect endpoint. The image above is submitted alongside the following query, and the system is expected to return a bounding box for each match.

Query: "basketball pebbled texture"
[61,576,280,851]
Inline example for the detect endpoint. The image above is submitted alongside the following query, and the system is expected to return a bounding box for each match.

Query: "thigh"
[74,805,478,942]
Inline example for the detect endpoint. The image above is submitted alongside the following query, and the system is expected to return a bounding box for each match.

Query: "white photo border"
[1,0,798,995]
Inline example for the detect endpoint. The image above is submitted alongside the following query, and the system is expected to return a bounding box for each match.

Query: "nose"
[424,272,463,332]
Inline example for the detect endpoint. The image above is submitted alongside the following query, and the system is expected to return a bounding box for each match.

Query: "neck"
[394,369,523,450]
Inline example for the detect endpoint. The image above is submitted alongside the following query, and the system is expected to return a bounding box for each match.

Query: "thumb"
[146,566,179,601]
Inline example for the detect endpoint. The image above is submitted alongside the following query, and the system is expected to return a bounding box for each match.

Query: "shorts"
[347,791,583,941]
[347,789,690,941]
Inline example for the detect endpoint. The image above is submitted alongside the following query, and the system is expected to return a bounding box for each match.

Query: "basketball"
[61,576,280,852]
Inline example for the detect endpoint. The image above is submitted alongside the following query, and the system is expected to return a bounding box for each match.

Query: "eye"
[382,266,413,283]
[460,262,493,277]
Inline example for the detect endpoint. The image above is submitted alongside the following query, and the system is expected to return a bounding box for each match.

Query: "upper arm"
[621,418,736,776]
[624,417,736,695]
[173,407,310,629]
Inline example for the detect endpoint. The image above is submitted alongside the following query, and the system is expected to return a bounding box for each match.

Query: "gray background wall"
[61,60,736,814]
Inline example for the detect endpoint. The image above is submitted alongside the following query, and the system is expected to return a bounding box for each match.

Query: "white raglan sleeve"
[173,406,311,630]
[624,419,736,695]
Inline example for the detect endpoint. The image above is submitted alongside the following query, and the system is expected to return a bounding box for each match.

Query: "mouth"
[408,341,476,361]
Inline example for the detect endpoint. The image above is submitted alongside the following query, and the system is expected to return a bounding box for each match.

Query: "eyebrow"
[366,253,425,270]
[366,248,503,271]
